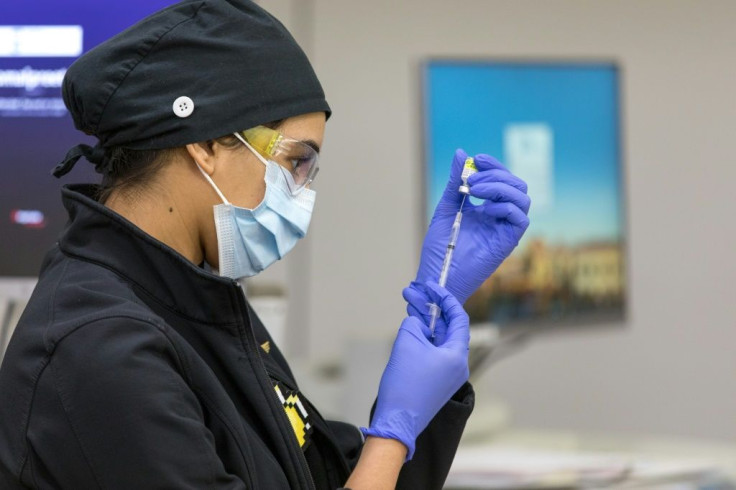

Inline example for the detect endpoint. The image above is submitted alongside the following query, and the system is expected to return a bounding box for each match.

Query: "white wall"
[262,0,736,441]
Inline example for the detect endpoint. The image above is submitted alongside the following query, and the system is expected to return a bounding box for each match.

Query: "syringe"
[428,157,477,338]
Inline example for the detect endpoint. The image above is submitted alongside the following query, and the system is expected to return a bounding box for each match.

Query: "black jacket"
[0,184,474,489]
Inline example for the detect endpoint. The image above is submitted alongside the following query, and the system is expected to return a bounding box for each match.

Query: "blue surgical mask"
[197,136,316,279]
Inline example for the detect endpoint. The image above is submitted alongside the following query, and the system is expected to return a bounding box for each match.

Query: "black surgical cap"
[54,0,330,178]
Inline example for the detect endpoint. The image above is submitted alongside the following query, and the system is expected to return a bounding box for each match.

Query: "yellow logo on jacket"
[274,383,312,449]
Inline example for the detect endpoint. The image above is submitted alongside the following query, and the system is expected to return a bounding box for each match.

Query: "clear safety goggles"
[239,125,320,195]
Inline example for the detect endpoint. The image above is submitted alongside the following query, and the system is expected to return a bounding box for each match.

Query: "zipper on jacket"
[231,283,316,490]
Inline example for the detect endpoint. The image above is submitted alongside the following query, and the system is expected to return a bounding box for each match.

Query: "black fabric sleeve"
[31,317,248,489]
[395,382,475,490]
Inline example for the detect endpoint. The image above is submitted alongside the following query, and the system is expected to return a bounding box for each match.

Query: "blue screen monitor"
[0,1,175,278]
[423,60,626,331]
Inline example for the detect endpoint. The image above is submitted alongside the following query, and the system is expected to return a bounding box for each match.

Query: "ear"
[185,141,216,175]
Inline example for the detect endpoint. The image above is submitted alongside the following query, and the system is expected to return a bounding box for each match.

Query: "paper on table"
[447,447,631,489]
[446,447,727,489]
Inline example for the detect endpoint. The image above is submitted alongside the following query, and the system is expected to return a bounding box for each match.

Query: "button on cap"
[173,96,194,118]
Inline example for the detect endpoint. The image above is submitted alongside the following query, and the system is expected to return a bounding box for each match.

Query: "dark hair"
[96,146,174,203]
[97,120,283,204]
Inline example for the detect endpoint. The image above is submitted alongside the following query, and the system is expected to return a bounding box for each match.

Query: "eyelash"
[289,156,311,165]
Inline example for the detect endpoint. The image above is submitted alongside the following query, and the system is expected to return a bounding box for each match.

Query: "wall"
[258,0,736,440]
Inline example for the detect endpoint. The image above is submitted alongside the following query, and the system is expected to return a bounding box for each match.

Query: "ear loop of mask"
[195,161,231,205]
[195,133,267,206]
[195,134,301,204]
[195,133,272,205]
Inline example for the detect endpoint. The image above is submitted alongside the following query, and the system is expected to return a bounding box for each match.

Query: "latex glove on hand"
[402,281,453,345]
[361,282,469,460]
[416,149,531,305]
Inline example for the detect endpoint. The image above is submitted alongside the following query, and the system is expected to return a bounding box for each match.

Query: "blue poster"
[424,61,626,327]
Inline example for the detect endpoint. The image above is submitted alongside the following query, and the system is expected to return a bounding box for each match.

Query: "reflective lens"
[240,126,319,194]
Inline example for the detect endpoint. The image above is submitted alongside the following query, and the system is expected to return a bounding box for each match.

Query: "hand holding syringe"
[428,157,477,338]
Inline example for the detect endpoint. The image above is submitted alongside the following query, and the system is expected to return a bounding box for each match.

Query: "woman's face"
[186,111,326,270]
[208,111,326,209]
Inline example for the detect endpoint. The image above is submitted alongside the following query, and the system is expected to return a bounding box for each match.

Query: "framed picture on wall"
[422,59,627,333]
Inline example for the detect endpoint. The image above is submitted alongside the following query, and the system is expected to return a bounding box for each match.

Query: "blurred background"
[1,0,735,487]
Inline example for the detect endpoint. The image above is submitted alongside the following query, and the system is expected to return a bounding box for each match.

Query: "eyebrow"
[301,139,321,154]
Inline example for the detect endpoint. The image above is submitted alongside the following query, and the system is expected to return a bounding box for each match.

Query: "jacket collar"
[59,184,247,327]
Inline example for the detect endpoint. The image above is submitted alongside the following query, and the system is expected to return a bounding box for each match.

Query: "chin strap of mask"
[52,143,109,178]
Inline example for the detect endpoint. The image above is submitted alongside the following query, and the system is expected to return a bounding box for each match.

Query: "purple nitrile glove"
[361,282,469,460]
[402,281,452,345]
[415,149,531,305]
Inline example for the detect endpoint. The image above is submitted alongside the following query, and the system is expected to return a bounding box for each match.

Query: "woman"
[0,1,530,489]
